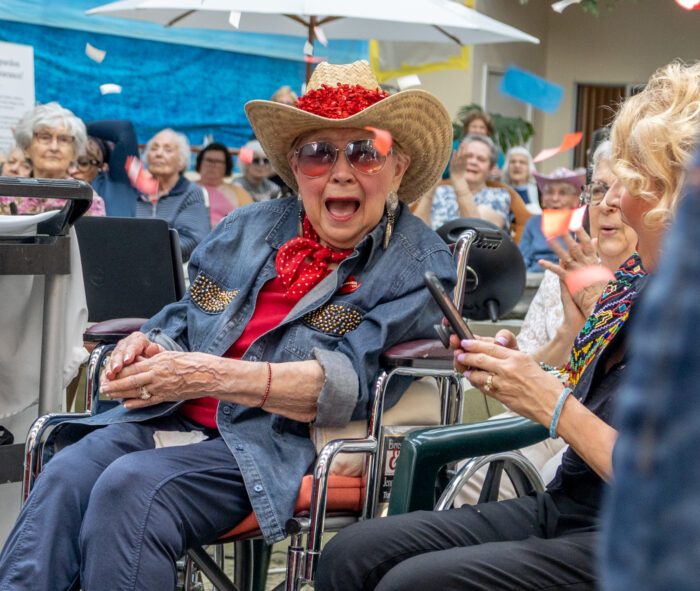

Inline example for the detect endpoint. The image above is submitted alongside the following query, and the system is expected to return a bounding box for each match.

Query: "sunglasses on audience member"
[580,180,610,207]
[75,156,103,170]
[294,139,390,178]
[251,156,270,166]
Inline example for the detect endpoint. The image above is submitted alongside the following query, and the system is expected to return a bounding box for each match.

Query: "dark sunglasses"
[251,156,270,166]
[75,156,103,170]
[294,139,390,178]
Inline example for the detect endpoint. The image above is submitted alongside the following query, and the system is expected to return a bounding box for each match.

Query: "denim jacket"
[73,196,456,543]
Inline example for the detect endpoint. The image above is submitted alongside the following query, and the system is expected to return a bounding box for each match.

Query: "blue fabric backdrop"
[0,6,367,149]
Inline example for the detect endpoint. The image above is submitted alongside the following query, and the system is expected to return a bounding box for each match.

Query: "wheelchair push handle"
[0,177,94,235]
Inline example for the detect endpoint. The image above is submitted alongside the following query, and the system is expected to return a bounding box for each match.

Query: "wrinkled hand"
[101,350,228,410]
[104,331,165,381]
[539,228,605,318]
[450,334,562,425]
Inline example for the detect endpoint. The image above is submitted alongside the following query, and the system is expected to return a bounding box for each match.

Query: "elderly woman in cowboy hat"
[0,60,456,589]
[315,60,700,591]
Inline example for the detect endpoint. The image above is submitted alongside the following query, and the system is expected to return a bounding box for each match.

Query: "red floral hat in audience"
[245,60,453,204]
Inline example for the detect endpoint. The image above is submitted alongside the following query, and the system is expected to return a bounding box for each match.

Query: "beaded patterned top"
[563,253,647,386]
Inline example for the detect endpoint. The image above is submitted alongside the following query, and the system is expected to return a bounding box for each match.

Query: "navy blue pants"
[316,492,598,591]
[0,415,252,591]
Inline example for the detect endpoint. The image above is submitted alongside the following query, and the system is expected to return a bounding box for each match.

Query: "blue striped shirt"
[135,175,210,261]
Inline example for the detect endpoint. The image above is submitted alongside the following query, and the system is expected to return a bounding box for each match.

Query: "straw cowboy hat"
[532,167,586,195]
[245,60,453,204]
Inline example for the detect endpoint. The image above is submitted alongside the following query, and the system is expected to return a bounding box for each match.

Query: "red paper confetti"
[541,205,587,238]
[303,55,327,64]
[238,146,254,165]
[533,132,583,163]
[564,265,615,295]
[296,83,389,119]
[125,156,158,196]
[364,126,393,156]
[676,0,700,9]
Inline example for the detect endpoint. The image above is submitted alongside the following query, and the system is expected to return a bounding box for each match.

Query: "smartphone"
[424,271,475,343]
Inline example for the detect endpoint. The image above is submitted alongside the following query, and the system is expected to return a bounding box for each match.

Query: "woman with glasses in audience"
[316,60,699,591]
[0,60,456,590]
[414,133,511,230]
[2,102,105,215]
[195,142,253,226]
[68,136,107,185]
[135,128,210,261]
[233,139,283,201]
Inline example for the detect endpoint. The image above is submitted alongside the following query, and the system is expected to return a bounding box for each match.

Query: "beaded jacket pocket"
[302,303,364,337]
[189,272,239,314]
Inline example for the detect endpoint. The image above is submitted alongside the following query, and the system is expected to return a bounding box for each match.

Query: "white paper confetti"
[85,42,106,63]
[303,40,314,56]
[314,25,328,47]
[100,83,122,95]
[396,74,421,90]
[228,11,241,28]
[551,0,582,13]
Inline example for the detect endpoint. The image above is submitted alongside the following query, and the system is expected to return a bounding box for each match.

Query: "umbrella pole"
[305,16,316,84]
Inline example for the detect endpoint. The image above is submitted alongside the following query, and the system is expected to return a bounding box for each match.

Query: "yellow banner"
[370,0,473,83]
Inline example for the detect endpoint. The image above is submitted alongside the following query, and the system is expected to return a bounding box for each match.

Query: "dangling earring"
[383,191,399,250]
[297,193,305,237]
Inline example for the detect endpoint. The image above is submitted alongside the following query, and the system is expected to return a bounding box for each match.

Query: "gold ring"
[484,374,494,393]
[140,386,151,400]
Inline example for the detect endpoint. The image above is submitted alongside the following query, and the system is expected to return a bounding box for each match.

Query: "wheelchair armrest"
[380,339,454,370]
[387,416,548,515]
[83,317,148,343]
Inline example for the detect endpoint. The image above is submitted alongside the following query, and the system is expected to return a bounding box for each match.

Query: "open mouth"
[325,198,360,221]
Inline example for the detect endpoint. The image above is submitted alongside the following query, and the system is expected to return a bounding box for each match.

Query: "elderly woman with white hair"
[232,139,282,202]
[503,146,541,214]
[2,102,105,215]
[136,128,210,261]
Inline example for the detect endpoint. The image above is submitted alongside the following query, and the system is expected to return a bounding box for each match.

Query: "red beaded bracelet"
[259,361,272,408]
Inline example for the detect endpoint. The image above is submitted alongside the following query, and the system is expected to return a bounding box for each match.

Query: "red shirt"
[179,276,303,429]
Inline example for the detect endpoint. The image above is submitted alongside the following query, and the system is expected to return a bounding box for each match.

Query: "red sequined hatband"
[296,83,389,119]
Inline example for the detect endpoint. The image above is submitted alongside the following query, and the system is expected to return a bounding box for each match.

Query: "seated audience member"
[232,140,282,201]
[135,128,209,262]
[414,134,511,230]
[3,102,105,216]
[267,86,298,197]
[519,167,585,272]
[68,135,107,185]
[270,85,298,106]
[461,109,503,180]
[454,140,639,506]
[503,146,540,213]
[1,144,31,177]
[315,60,699,591]
[85,120,141,217]
[195,142,253,226]
[0,59,456,591]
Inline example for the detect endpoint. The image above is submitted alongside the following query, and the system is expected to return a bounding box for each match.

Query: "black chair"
[436,217,526,322]
[75,216,186,324]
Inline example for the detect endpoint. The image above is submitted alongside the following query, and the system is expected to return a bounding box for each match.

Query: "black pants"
[315,492,598,591]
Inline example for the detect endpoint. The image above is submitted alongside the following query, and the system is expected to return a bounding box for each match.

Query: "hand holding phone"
[424,271,474,346]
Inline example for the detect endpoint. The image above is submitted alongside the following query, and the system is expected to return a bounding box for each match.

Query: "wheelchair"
[22,224,539,591]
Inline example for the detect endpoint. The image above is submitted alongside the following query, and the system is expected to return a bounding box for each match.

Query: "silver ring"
[484,374,494,393]
[140,386,151,400]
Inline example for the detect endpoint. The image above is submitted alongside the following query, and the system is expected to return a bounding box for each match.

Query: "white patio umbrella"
[87,0,539,80]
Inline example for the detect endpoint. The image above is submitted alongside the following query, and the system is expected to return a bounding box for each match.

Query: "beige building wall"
[418,0,700,172]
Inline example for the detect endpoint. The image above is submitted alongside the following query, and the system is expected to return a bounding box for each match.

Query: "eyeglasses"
[75,156,103,170]
[251,156,270,166]
[33,131,74,147]
[294,139,389,178]
[580,180,610,206]
[202,156,227,167]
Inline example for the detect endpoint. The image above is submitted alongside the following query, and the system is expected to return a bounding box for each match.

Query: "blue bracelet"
[550,387,573,439]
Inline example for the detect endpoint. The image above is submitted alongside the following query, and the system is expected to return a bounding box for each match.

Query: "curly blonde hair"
[611,61,700,229]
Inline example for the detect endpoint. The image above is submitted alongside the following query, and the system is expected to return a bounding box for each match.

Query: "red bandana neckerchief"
[276,217,354,300]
